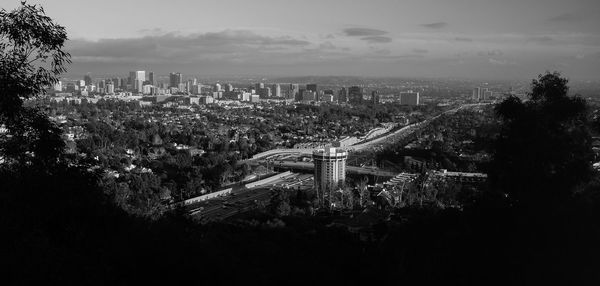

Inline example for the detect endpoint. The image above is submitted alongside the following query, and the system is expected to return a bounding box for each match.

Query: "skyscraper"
[130,71,145,82]
[84,74,92,86]
[338,87,348,103]
[148,72,155,86]
[313,147,347,208]
[307,83,318,93]
[169,72,183,88]
[289,84,299,100]
[130,71,145,92]
[372,91,380,104]
[272,84,281,98]
[472,87,481,101]
[348,86,364,104]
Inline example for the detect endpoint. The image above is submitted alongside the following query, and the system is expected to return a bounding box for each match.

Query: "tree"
[0,2,71,168]
[490,71,594,205]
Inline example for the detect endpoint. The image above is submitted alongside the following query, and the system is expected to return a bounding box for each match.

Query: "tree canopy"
[490,71,594,205]
[0,2,71,168]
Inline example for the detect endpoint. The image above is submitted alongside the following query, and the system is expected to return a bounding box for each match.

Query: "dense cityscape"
[2,1,600,285]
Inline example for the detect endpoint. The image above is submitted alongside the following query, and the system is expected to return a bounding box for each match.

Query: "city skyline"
[2,0,600,80]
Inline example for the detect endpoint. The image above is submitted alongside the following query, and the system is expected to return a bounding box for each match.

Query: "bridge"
[268,161,398,177]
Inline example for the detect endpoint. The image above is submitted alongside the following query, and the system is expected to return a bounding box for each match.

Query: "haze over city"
[2,0,600,80]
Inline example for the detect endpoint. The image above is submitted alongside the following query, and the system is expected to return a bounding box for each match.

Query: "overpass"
[248,103,488,161]
[270,161,398,177]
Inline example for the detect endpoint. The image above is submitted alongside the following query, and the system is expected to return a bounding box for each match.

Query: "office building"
[307,83,318,93]
[338,87,348,103]
[372,91,380,105]
[348,86,364,104]
[313,147,348,207]
[472,87,481,101]
[301,90,316,101]
[399,91,420,105]
[169,72,183,88]
[272,84,281,98]
[289,84,299,100]
[130,71,145,82]
[105,83,114,94]
[148,72,155,86]
[84,74,92,86]
[192,84,202,95]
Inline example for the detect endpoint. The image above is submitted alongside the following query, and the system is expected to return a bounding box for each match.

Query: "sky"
[2,0,600,80]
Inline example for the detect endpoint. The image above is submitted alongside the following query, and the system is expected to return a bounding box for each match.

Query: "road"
[188,187,274,222]
[270,161,398,177]
[248,104,485,161]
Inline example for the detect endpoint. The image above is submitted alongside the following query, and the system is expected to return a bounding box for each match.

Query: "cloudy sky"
[3,0,600,79]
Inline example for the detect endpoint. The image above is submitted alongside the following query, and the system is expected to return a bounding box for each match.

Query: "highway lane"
[247,104,482,162]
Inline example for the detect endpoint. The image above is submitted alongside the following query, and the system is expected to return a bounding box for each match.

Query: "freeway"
[270,161,398,177]
[248,104,484,161]
[188,187,274,222]
[187,172,313,222]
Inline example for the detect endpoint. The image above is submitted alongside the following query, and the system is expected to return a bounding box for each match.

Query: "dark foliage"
[491,71,594,204]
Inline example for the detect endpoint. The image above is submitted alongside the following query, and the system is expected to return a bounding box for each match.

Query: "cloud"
[413,48,428,54]
[547,13,580,23]
[454,37,473,42]
[421,22,448,29]
[527,36,554,44]
[361,36,392,43]
[478,50,503,57]
[66,30,312,64]
[488,58,514,66]
[343,27,388,37]
[319,41,337,50]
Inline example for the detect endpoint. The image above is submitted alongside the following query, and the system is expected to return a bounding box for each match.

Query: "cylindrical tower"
[313,147,347,208]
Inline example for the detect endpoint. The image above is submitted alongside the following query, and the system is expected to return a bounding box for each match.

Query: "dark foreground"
[1,167,600,285]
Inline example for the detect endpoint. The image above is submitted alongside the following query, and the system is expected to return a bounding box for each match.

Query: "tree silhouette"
[0,2,71,168]
[490,71,594,205]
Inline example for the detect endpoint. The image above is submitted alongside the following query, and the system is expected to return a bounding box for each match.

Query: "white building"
[313,147,347,206]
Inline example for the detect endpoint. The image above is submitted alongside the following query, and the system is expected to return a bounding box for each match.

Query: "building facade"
[313,147,347,207]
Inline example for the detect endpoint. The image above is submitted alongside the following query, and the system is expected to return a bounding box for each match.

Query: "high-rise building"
[130,71,145,82]
[348,86,364,104]
[338,87,348,103]
[372,91,380,105]
[148,72,155,86]
[214,83,222,92]
[313,147,347,208]
[472,87,481,101]
[129,71,145,92]
[134,79,144,94]
[105,83,114,94]
[301,90,316,101]
[289,84,299,100]
[307,84,318,93]
[225,84,234,92]
[84,74,92,86]
[255,82,264,91]
[112,78,121,90]
[399,91,420,105]
[169,72,183,88]
[192,84,202,95]
[272,84,281,98]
